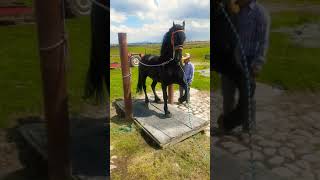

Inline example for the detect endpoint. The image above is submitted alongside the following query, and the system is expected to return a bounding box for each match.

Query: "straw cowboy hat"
[182,53,191,60]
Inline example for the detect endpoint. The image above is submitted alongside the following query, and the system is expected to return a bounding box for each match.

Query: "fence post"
[35,0,71,179]
[118,33,133,120]
[168,85,174,104]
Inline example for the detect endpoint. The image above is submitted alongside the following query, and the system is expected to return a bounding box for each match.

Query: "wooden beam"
[35,0,71,179]
[118,33,133,120]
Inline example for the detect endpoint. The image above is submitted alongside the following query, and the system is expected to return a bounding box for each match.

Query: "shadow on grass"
[110,115,161,150]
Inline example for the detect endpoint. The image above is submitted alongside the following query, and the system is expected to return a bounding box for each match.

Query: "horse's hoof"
[165,112,172,118]
[154,98,161,103]
[178,97,186,103]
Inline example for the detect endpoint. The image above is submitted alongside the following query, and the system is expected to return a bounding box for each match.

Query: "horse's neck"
[160,37,173,61]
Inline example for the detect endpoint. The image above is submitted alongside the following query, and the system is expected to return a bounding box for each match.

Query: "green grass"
[110,117,210,180]
[261,11,320,91]
[258,32,320,91]
[271,11,320,29]
[213,11,320,91]
[0,16,99,127]
[20,0,33,7]
[110,42,210,63]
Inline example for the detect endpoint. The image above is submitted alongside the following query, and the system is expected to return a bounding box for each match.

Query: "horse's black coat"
[137,22,188,117]
[83,0,109,103]
[212,0,243,80]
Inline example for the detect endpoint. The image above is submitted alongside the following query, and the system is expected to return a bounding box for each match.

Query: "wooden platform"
[17,117,108,180]
[114,99,209,148]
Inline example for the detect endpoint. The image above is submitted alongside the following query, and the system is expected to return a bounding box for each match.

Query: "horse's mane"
[160,31,171,59]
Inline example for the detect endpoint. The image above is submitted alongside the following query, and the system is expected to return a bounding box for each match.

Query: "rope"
[39,37,66,51]
[122,72,131,79]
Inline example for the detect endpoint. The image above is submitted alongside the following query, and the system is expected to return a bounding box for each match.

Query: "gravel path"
[212,83,320,180]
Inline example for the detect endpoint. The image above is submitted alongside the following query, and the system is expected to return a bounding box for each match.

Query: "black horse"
[137,21,188,118]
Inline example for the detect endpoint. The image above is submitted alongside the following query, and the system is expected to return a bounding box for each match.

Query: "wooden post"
[35,0,71,179]
[118,33,133,120]
[168,85,174,104]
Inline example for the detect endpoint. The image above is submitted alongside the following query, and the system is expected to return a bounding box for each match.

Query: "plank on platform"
[114,99,209,148]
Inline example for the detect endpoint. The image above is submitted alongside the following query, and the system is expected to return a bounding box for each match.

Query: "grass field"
[0,16,98,128]
[110,116,210,180]
[213,10,320,91]
[258,10,320,91]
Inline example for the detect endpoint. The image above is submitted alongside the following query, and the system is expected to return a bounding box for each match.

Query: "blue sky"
[110,0,210,44]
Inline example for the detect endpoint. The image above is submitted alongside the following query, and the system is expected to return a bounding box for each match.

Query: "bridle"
[171,29,185,51]
[170,29,185,62]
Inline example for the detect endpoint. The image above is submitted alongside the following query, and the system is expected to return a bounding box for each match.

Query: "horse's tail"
[83,1,108,103]
[136,65,143,94]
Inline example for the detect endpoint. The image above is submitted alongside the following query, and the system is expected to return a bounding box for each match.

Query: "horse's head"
[169,21,186,63]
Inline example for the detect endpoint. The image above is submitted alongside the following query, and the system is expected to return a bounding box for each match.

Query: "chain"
[138,57,174,67]
[219,3,256,180]
[178,62,210,160]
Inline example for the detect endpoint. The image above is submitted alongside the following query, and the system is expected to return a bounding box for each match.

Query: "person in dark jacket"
[212,0,270,135]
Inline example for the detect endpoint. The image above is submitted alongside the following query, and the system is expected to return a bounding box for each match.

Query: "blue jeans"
[179,84,191,102]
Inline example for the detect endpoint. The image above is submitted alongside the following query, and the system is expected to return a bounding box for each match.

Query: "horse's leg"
[142,76,149,104]
[151,80,160,103]
[162,84,171,117]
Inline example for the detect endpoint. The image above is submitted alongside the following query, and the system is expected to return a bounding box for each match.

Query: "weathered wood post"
[168,85,174,104]
[35,0,71,179]
[118,33,133,120]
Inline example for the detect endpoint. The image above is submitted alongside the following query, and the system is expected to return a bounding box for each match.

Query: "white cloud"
[110,0,210,43]
[110,8,127,23]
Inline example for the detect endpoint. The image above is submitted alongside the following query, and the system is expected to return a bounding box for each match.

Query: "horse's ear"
[173,21,175,26]
[182,21,185,29]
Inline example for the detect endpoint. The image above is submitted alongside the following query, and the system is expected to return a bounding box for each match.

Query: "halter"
[170,29,185,62]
